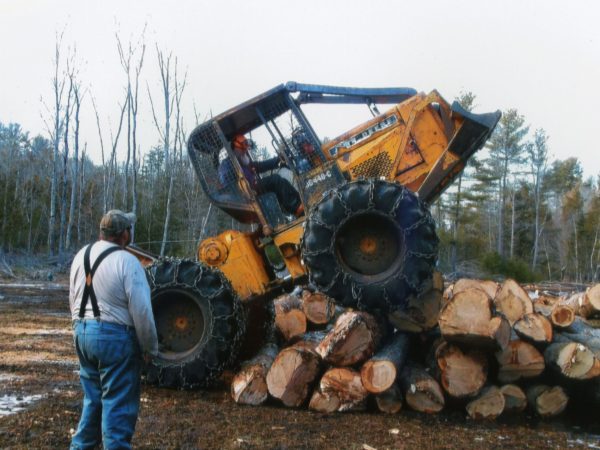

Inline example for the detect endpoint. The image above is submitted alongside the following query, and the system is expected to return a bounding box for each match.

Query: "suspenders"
[78,243,123,319]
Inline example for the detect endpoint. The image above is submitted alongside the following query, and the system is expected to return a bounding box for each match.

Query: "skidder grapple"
[132,82,501,388]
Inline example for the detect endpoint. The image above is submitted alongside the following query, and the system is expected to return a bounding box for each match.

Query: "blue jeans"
[71,320,141,450]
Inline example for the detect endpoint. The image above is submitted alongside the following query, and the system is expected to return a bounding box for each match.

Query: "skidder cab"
[140,82,501,388]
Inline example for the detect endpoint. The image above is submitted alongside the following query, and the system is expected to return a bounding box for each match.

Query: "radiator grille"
[350,152,393,179]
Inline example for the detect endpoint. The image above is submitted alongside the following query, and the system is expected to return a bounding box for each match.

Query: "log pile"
[230,280,600,420]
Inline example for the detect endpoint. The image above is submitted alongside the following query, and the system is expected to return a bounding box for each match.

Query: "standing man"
[69,210,158,450]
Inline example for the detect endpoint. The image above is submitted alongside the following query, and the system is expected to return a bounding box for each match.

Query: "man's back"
[69,240,157,355]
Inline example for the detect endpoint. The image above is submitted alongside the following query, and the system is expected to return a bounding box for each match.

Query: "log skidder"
[143,258,245,388]
[302,179,439,313]
[147,82,500,389]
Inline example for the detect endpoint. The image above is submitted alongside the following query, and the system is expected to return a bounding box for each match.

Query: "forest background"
[1,30,598,284]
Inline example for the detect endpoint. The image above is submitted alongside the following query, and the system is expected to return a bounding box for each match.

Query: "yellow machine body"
[197,90,492,301]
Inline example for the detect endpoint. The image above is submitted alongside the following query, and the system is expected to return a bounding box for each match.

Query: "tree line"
[433,94,599,282]
[0,35,598,283]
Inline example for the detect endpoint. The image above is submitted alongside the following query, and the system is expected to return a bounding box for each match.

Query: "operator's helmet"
[232,134,256,152]
[232,133,248,150]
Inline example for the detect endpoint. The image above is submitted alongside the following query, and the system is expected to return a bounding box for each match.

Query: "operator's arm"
[254,157,280,173]
[123,257,159,356]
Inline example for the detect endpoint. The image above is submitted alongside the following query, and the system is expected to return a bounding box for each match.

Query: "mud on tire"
[143,258,245,388]
[302,179,438,313]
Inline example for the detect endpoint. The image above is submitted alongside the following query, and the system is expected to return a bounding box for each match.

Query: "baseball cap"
[100,210,136,236]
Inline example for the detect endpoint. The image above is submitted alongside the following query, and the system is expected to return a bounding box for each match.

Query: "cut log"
[375,383,403,414]
[438,288,510,350]
[534,302,576,329]
[309,368,368,412]
[580,284,600,319]
[443,283,454,302]
[300,290,336,325]
[495,339,544,383]
[560,317,600,353]
[399,364,444,414]
[513,313,553,345]
[315,311,381,366]
[535,294,559,307]
[544,341,600,380]
[231,343,278,405]
[266,341,321,407]
[432,271,445,292]
[500,384,527,413]
[465,386,505,420]
[273,294,307,341]
[453,278,499,300]
[494,279,533,326]
[360,332,410,394]
[558,292,585,316]
[434,341,487,398]
[388,289,442,333]
[550,304,576,329]
[308,388,340,413]
[526,385,568,417]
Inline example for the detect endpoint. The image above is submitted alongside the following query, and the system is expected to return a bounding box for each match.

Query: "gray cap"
[100,210,136,236]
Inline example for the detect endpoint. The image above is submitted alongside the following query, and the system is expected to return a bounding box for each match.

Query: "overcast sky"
[1,0,599,177]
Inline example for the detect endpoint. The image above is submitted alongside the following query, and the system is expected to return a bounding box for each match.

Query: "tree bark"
[451,278,499,300]
[544,341,600,380]
[526,385,568,417]
[399,363,444,414]
[439,288,510,350]
[433,341,487,398]
[360,332,410,394]
[274,293,307,341]
[375,383,403,414]
[495,339,545,383]
[494,278,533,326]
[466,386,505,420]
[513,312,553,345]
[315,311,381,367]
[309,368,368,413]
[300,290,335,325]
[500,384,527,413]
[266,340,321,407]
[231,343,278,405]
[388,288,442,333]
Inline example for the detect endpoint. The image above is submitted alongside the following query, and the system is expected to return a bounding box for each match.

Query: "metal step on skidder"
[127,82,501,388]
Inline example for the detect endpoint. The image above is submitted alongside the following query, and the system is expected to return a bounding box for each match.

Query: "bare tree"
[527,129,549,271]
[66,72,83,250]
[148,47,186,256]
[77,143,87,245]
[45,32,66,256]
[91,96,107,213]
[117,29,146,240]
[58,62,75,256]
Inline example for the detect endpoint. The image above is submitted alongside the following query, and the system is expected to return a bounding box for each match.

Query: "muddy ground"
[1,282,600,449]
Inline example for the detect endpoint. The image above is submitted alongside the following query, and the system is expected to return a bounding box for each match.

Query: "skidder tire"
[143,258,245,388]
[302,180,438,313]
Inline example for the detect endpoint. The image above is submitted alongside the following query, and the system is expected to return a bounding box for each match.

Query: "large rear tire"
[143,258,245,388]
[302,180,438,313]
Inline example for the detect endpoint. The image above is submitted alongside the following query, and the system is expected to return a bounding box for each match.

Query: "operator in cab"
[218,133,304,217]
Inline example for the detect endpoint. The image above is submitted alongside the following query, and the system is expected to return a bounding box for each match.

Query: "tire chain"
[302,179,438,314]
[144,257,246,389]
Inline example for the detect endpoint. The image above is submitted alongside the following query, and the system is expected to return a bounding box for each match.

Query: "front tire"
[143,258,245,388]
[302,180,438,313]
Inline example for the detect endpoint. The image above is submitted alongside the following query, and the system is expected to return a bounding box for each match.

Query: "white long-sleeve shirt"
[69,240,158,356]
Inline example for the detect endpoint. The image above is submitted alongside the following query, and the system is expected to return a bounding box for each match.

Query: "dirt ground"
[1,282,600,450]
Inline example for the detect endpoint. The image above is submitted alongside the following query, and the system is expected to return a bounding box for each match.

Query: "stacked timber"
[229,277,600,421]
